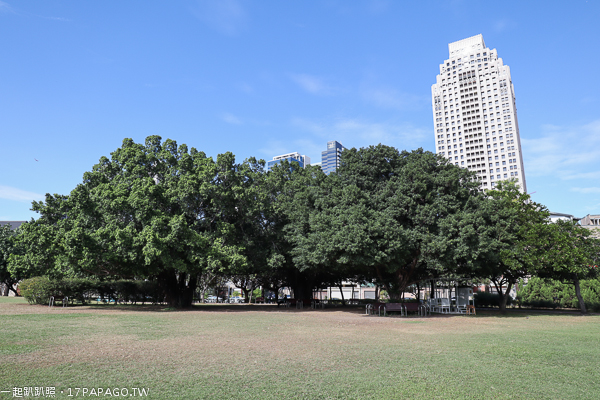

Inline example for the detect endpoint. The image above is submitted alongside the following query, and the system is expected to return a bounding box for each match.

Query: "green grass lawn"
[0,297,598,399]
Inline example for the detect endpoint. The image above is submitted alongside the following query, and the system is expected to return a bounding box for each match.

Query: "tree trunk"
[498,281,513,314]
[158,270,197,308]
[573,274,587,314]
[338,283,346,306]
[290,271,313,300]
[241,287,250,303]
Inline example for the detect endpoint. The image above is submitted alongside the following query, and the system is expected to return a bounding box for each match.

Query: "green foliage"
[535,221,600,282]
[517,277,600,310]
[0,223,21,295]
[473,291,514,308]
[532,220,600,313]
[18,277,55,304]
[11,137,597,310]
[18,277,161,305]
[472,180,550,311]
[9,136,259,307]
[281,146,482,299]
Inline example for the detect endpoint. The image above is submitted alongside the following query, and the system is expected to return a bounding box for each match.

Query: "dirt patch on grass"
[3,299,600,400]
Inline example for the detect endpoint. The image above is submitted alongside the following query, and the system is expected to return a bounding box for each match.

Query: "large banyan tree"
[11,136,256,307]
[283,145,483,299]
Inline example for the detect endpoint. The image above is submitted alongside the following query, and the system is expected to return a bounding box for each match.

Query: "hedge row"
[19,277,161,305]
[473,292,515,308]
[516,277,600,311]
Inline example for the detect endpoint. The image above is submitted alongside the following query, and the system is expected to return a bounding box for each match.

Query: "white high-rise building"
[431,34,527,192]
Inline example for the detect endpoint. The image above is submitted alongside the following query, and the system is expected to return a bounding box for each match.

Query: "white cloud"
[0,185,44,203]
[221,112,242,125]
[0,1,12,13]
[366,0,390,14]
[192,0,246,36]
[238,82,253,93]
[290,74,333,95]
[40,16,70,22]
[494,20,507,32]
[291,117,326,134]
[521,119,600,180]
[361,86,429,110]
[562,171,600,181]
[571,187,600,194]
[258,140,290,158]
[292,117,429,151]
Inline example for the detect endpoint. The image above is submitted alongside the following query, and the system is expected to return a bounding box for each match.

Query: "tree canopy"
[281,145,483,299]
[7,135,596,311]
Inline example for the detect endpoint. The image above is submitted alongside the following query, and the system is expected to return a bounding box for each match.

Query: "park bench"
[402,302,429,317]
[295,299,313,309]
[365,302,386,315]
[375,303,429,317]
[286,298,297,308]
[311,299,325,309]
[276,298,289,308]
[382,303,404,316]
[49,295,68,308]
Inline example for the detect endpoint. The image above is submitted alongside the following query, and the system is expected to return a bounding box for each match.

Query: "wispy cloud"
[38,15,70,22]
[292,117,430,151]
[361,86,429,110]
[257,138,323,165]
[238,82,253,93]
[366,0,390,14]
[220,112,242,125]
[0,185,44,203]
[494,19,508,33]
[571,187,600,194]
[290,74,334,95]
[192,0,247,36]
[521,120,600,180]
[0,1,11,12]
[258,140,290,158]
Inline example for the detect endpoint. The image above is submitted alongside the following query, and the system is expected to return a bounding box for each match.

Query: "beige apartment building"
[580,214,600,238]
[432,34,527,192]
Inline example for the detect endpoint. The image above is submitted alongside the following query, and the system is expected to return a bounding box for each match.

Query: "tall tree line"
[5,136,599,310]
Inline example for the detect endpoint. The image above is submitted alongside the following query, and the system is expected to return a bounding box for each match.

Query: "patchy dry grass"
[0,297,599,399]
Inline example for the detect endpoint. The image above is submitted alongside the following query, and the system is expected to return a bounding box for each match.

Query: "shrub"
[58,278,96,304]
[517,277,600,309]
[136,280,161,304]
[19,277,56,305]
[473,292,514,308]
[524,299,558,309]
[19,277,161,305]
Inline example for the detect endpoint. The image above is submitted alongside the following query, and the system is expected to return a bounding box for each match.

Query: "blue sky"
[1,0,599,221]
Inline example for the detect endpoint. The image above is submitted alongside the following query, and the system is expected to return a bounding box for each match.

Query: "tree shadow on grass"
[77,303,373,314]
[474,307,588,318]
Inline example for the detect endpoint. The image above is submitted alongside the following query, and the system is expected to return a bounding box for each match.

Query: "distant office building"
[432,34,527,192]
[267,152,311,171]
[321,140,346,175]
